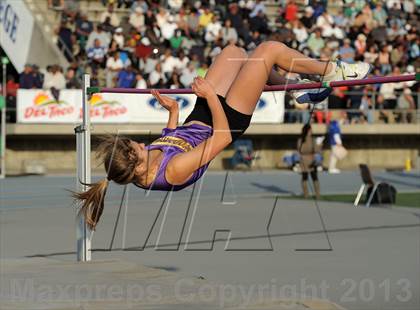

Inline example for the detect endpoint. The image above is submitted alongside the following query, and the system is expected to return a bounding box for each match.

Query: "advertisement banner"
[17,89,285,124]
[0,0,34,72]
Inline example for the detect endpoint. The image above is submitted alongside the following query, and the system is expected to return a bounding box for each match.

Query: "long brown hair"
[72,135,143,230]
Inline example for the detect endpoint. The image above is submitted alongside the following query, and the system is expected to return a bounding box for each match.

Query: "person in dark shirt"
[19,65,36,89]
[57,21,73,61]
[75,13,93,49]
[32,65,44,88]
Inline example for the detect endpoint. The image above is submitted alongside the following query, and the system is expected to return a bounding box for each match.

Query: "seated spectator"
[378,45,392,75]
[117,65,136,88]
[65,68,81,89]
[205,15,222,43]
[160,49,180,75]
[168,0,182,11]
[339,39,355,63]
[131,0,148,13]
[149,63,167,86]
[249,10,269,35]
[135,73,147,89]
[221,19,238,45]
[354,34,367,58]
[75,13,93,50]
[43,65,66,90]
[180,63,196,87]
[167,72,182,89]
[87,39,107,67]
[129,6,145,32]
[373,2,387,26]
[19,65,36,89]
[113,27,125,49]
[285,0,298,22]
[156,7,170,29]
[100,4,120,28]
[86,25,111,51]
[292,20,308,44]
[161,16,178,41]
[300,7,315,29]
[186,7,200,38]
[199,6,213,28]
[106,51,124,87]
[307,28,325,57]
[170,29,185,50]
[249,0,266,18]
[316,11,334,37]
[176,50,189,71]
[363,45,378,64]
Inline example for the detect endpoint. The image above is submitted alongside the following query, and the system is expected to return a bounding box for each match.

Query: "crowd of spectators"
[12,0,420,124]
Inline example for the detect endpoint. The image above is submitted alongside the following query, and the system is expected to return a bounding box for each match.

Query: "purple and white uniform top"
[136,123,213,191]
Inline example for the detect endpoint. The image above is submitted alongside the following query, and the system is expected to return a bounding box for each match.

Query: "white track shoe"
[326,60,372,82]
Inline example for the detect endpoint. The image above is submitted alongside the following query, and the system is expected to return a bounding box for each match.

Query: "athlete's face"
[131,141,148,176]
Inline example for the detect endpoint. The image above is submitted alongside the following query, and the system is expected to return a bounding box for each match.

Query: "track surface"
[1,170,419,309]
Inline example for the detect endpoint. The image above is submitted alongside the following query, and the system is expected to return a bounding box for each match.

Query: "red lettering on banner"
[102,106,127,118]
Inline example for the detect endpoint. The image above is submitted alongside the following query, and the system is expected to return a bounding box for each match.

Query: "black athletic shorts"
[183,95,252,141]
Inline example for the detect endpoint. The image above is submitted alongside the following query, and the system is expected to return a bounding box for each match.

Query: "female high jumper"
[74,42,371,229]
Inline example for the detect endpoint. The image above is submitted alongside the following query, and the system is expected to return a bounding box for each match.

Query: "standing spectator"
[106,51,124,87]
[117,65,136,88]
[339,39,356,63]
[328,120,346,174]
[297,124,321,199]
[221,19,238,45]
[129,6,145,32]
[100,4,120,28]
[396,87,415,123]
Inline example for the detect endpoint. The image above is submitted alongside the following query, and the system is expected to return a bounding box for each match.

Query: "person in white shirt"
[148,63,167,86]
[100,5,120,28]
[112,28,125,49]
[221,19,238,45]
[106,52,123,87]
[161,16,178,41]
[292,20,308,43]
[316,11,334,37]
[135,73,147,89]
[156,7,169,29]
[43,65,66,90]
[160,49,180,74]
[180,62,196,87]
[129,6,145,32]
[177,50,189,71]
[205,15,222,43]
[86,25,111,51]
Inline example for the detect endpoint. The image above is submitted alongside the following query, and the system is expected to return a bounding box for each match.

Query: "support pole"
[75,74,92,262]
[0,58,7,179]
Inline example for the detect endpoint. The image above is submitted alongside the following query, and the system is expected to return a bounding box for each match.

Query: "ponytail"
[72,178,109,230]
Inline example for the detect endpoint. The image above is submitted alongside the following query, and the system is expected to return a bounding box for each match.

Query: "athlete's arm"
[166,77,231,185]
[151,89,179,129]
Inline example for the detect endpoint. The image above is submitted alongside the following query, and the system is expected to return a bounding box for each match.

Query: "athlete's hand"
[191,77,216,99]
[151,89,179,112]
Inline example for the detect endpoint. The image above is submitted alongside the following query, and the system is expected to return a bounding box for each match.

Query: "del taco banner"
[17,89,284,124]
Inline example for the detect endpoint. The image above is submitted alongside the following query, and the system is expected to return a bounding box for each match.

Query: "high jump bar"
[87,74,419,95]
